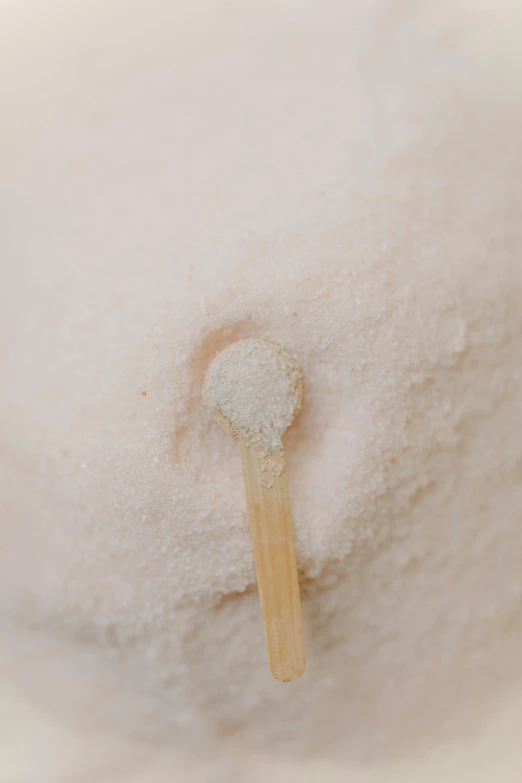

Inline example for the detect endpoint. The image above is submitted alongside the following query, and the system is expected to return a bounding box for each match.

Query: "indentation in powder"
[169,320,259,497]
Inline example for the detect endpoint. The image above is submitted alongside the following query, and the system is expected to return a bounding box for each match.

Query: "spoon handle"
[240,443,306,682]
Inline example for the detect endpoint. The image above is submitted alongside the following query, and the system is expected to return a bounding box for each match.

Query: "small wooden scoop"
[203,338,305,682]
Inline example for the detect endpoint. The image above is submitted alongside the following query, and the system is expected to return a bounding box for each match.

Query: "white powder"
[2,1,522,781]
[202,338,302,455]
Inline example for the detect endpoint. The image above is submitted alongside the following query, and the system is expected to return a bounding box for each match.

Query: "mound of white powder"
[1,1,522,781]
[203,338,302,454]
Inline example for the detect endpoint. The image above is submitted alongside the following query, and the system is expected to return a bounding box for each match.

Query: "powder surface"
[2,1,522,782]
[203,338,302,455]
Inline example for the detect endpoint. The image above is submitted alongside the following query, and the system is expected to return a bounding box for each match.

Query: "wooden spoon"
[203,338,305,682]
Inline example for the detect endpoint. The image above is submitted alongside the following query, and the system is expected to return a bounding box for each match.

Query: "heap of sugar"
[202,338,302,455]
[3,0,522,780]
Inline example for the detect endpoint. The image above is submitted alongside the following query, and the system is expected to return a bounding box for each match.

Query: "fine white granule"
[202,338,302,455]
[3,0,522,778]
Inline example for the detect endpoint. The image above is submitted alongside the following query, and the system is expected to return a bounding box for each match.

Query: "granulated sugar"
[203,339,302,455]
[2,1,522,781]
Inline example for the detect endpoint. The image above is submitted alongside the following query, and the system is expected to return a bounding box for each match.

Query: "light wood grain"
[240,443,305,682]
